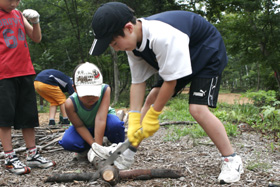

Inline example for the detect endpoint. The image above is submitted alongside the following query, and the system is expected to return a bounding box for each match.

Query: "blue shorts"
[58,114,125,152]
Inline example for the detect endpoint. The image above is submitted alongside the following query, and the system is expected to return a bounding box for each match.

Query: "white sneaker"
[218,155,244,184]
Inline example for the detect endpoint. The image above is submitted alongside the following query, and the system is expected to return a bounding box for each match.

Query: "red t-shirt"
[0,9,35,80]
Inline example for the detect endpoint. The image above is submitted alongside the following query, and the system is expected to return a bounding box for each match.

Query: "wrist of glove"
[87,143,96,163]
[141,106,162,138]
[127,111,142,147]
[23,9,40,24]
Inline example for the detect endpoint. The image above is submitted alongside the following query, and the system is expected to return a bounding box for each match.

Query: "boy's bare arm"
[130,82,146,112]
[94,87,111,145]
[65,98,95,145]
[23,15,41,43]
[153,80,176,111]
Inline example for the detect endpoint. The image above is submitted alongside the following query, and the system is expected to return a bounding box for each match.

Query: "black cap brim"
[89,34,113,56]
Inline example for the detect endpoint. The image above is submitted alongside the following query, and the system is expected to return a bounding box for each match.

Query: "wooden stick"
[40,135,63,150]
[160,121,197,126]
[119,169,182,180]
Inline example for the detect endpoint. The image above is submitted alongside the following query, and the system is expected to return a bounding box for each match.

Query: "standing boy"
[89,2,243,184]
[34,69,75,126]
[0,0,55,175]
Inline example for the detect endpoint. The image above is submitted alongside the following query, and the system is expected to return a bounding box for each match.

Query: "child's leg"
[58,125,91,152]
[59,103,68,118]
[189,104,233,156]
[49,105,57,120]
[189,76,234,156]
[0,127,13,152]
[189,76,243,184]
[22,128,36,149]
[104,114,125,143]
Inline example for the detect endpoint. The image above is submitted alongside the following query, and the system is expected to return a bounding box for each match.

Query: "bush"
[243,90,277,107]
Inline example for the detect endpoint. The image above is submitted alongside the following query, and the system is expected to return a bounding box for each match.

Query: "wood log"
[100,165,119,186]
[40,134,63,150]
[45,168,182,183]
[160,121,197,126]
[119,169,182,180]
[45,173,93,183]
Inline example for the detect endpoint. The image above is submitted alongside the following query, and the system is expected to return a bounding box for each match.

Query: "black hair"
[112,6,137,38]
[72,63,83,86]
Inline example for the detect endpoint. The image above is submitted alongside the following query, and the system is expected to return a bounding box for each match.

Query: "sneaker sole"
[218,169,244,184]
[26,161,56,168]
[6,166,31,175]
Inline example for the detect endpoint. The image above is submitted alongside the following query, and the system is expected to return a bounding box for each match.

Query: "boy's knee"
[107,114,124,129]
[58,126,87,152]
[189,104,208,118]
[105,114,125,143]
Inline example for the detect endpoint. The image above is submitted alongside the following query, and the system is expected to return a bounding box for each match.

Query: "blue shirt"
[35,69,74,95]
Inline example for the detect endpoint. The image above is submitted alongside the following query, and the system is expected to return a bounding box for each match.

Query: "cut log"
[100,165,119,186]
[45,168,183,183]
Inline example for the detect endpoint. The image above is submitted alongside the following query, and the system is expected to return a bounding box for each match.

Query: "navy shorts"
[152,75,221,108]
[0,76,39,129]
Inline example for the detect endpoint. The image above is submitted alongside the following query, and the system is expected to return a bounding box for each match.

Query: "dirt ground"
[0,93,279,187]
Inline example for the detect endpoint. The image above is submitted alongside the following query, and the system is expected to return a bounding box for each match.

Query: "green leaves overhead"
[18,0,280,97]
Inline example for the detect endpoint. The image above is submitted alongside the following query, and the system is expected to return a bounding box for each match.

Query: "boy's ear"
[73,85,77,92]
[124,22,134,33]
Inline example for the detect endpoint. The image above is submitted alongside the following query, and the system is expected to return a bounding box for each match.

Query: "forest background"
[17,0,280,107]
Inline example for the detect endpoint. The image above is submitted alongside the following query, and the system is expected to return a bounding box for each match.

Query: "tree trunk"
[257,63,260,91]
[110,46,120,106]
[273,69,280,92]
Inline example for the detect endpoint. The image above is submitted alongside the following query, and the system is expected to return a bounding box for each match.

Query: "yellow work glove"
[127,112,142,147]
[135,106,162,140]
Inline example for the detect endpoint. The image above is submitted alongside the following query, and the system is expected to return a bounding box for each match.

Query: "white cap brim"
[76,84,102,97]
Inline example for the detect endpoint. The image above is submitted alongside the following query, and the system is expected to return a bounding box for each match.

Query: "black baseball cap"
[89,2,134,56]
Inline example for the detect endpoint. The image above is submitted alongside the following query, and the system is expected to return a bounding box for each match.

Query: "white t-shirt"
[127,11,227,84]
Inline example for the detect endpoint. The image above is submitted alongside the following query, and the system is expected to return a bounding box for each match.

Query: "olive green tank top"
[69,84,116,128]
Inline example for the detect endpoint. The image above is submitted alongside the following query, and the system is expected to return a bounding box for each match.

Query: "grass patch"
[159,94,195,122]
[246,151,272,171]
[163,124,207,142]
[160,94,241,142]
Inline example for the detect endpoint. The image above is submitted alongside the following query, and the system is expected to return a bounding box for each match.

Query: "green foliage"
[246,152,272,171]
[161,90,279,142]
[159,94,195,122]
[224,123,240,137]
[247,161,272,172]
[17,0,280,106]
[212,102,259,124]
[164,124,207,142]
[161,95,240,142]
[243,90,278,107]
